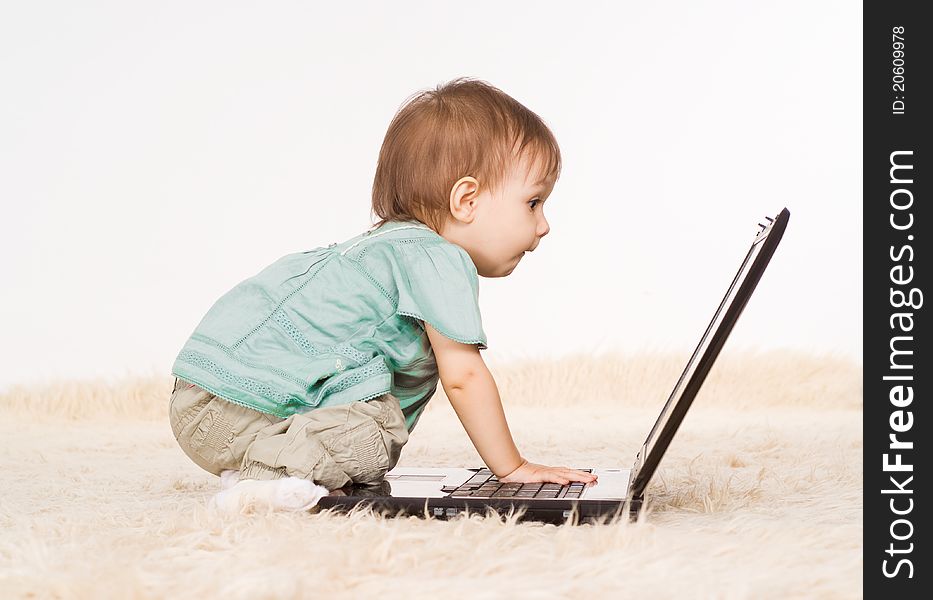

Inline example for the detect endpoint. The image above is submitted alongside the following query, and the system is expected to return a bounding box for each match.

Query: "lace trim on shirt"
[177,349,294,405]
[321,359,391,396]
[397,310,487,347]
[273,309,317,354]
[273,308,370,366]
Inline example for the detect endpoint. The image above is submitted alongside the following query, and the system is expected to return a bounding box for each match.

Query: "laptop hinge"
[628,444,646,496]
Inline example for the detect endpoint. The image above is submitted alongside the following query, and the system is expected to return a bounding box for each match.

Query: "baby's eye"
[528,199,540,211]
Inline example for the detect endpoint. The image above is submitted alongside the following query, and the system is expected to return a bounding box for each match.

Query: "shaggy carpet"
[0,350,862,599]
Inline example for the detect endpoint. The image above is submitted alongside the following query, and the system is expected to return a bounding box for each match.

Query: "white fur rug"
[0,350,862,598]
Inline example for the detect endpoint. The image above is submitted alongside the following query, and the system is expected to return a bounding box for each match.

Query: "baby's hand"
[498,460,598,485]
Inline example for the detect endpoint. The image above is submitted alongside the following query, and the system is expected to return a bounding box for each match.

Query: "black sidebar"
[864,1,929,596]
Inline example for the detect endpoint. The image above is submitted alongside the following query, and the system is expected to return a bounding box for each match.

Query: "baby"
[168,77,597,512]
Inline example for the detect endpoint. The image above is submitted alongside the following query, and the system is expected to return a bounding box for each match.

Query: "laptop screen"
[629,208,790,498]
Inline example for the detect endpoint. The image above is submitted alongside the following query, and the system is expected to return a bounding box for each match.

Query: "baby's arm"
[424,322,522,476]
[424,322,596,485]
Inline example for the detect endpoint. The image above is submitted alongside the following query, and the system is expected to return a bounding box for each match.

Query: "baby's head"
[371,77,561,277]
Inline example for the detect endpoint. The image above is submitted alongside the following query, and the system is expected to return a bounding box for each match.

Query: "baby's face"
[443,151,553,278]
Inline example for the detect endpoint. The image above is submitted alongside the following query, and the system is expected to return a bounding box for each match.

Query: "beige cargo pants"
[168,378,409,490]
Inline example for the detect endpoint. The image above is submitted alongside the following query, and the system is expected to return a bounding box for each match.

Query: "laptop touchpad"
[581,469,631,500]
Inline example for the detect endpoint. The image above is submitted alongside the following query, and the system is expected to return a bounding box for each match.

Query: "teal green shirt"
[171,219,487,434]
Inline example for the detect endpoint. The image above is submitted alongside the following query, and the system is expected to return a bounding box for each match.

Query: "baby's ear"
[448,176,481,224]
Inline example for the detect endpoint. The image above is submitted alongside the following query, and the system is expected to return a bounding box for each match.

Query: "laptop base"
[315,467,643,525]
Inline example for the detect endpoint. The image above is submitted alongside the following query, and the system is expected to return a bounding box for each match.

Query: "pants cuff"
[240,461,289,481]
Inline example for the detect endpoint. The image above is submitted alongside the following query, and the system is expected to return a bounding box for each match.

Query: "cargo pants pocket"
[169,379,242,476]
[239,393,409,490]
[332,393,409,485]
[325,417,389,486]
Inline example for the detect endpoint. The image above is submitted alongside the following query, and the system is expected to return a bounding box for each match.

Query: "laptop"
[317,207,791,524]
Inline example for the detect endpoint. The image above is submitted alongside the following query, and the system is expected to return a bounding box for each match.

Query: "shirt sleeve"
[395,241,488,349]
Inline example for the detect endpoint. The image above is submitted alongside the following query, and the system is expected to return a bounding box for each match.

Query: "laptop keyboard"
[440,469,593,499]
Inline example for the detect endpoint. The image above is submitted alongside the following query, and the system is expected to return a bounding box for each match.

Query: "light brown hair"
[371,77,562,233]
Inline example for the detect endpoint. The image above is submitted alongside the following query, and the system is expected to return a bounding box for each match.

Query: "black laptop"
[317,208,791,524]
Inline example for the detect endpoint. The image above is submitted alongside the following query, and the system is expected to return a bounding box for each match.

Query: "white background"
[0,1,862,392]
